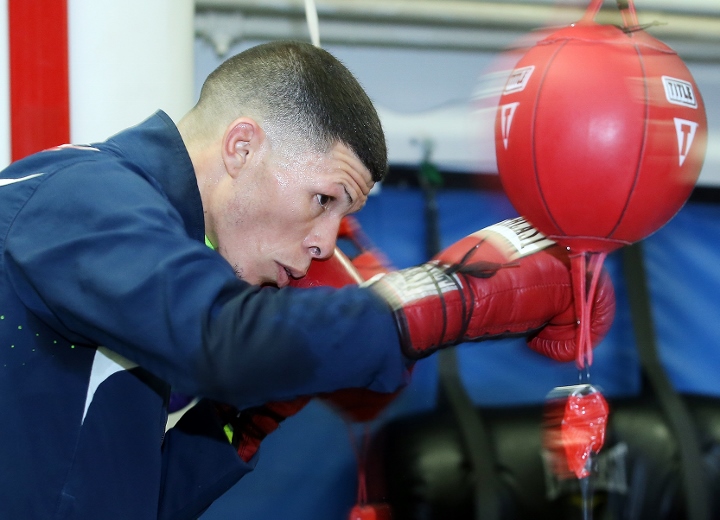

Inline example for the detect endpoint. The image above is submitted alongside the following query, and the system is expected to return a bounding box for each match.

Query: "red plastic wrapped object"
[543,384,609,479]
[349,504,392,520]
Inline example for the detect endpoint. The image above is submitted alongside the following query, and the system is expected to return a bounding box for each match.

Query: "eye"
[316,194,332,209]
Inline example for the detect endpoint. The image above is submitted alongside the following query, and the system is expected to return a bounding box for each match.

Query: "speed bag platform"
[367,395,720,520]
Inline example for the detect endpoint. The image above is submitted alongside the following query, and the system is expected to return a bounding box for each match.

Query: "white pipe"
[195,0,720,29]
[195,0,720,61]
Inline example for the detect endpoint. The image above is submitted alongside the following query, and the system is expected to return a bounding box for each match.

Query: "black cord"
[622,241,710,520]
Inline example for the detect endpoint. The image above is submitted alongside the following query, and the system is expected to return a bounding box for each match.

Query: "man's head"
[179,41,387,287]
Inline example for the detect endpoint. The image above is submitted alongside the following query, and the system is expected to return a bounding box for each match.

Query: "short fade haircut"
[195,40,388,183]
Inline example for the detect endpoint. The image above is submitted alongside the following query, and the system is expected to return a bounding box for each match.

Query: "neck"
[177,115,220,246]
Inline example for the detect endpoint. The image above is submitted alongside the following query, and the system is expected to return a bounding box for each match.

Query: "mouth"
[276,264,290,288]
[276,263,303,288]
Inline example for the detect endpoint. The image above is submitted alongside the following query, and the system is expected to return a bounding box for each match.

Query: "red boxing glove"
[528,264,614,363]
[213,252,363,460]
[289,247,363,289]
[209,218,394,458]
[216,397,311,462]
[364,217,616,362]
[290,219,403,422]
[337,215,393,280]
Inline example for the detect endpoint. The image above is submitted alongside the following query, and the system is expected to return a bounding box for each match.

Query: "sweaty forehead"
[329,142,374,204]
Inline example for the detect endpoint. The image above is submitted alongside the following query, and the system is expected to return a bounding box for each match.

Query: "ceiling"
[195,0,720,62]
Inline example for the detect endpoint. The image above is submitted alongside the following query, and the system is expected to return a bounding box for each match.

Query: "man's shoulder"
[0,146,171,239]
[1,143,136,190]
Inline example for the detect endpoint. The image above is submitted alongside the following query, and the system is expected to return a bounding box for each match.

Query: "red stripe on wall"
[8,0,70,161]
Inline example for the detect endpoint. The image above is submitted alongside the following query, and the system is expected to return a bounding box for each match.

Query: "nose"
[305,218,340,260]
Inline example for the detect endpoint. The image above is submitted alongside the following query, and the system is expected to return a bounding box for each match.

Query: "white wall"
[68,0,195,145]
[687,63,720,186]
[0,0,195,169]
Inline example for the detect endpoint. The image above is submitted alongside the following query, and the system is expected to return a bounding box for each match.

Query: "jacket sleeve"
[5,163,410,409]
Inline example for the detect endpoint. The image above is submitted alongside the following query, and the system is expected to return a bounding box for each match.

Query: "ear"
[221,117,264,179]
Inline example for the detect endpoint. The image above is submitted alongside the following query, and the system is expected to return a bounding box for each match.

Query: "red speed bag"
[494,3,708,253]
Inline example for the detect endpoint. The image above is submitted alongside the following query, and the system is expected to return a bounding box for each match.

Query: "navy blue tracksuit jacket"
[0,111,408,519]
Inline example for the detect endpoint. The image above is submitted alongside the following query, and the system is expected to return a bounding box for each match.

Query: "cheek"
[265,215,311,248]
[272,190,316,231]
[222,179,317,255]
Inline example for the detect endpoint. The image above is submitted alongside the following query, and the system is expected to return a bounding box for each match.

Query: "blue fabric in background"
[645,201,720,396]
[202,185,720,520]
